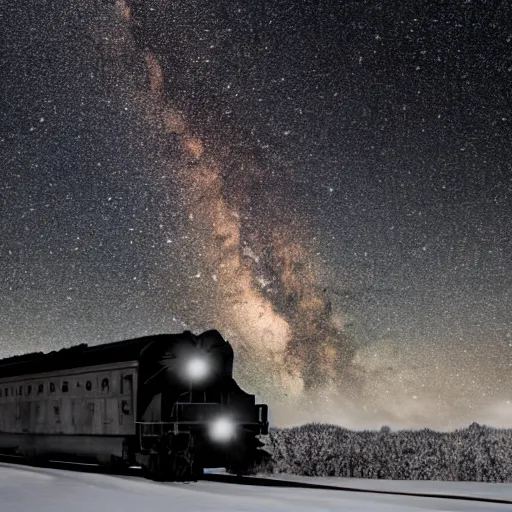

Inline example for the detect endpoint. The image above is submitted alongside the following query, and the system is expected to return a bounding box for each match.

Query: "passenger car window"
[121,400,130,415]
[61,381,69,393]
[121,373,133,394]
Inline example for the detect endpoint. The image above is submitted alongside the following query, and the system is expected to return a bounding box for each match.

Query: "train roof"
[0,332,220,379]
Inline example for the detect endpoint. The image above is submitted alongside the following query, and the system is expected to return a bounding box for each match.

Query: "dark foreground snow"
[1,462,510,512]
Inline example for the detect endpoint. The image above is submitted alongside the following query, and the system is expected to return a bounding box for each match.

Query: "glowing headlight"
[209,417,236,442]
[186,357,209,382]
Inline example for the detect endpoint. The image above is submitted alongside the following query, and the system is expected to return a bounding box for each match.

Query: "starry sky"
[1,0,512,429]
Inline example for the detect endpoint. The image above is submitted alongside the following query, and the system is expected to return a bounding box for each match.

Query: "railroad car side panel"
[0,363,138,442]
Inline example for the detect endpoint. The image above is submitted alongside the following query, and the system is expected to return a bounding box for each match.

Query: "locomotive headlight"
[186,357,209,382]
[209,417,236,442]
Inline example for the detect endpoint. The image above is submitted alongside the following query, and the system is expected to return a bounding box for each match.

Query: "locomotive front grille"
[136,402,267,438]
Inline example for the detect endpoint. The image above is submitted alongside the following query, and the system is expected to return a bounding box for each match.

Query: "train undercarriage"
[134,433,267,480]
[134,419,269,480]
[0,429,269,482]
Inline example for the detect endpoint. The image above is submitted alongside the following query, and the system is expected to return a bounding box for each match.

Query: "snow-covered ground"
[254,472,512,501]
[1,463,511,512]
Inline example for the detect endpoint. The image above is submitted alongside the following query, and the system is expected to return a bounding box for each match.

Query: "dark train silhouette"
[0,330,269,479]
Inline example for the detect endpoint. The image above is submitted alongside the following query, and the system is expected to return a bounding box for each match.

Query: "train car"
[0,330,269,479]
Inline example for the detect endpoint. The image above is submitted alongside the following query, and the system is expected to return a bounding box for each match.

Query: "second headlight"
[209,417,236,442]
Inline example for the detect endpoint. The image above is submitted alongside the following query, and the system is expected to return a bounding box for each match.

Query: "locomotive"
[0,330,269,480]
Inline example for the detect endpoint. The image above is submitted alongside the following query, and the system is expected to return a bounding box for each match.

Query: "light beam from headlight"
[209,417,236,442]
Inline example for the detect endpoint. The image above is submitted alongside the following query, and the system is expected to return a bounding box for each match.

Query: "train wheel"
[143,450,167,481]
[170,450,192,480]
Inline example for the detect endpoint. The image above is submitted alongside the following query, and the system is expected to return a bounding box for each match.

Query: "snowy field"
[1,463,511,512]
[254,472,512,501]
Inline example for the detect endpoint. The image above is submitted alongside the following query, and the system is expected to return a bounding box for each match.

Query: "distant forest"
[259,423,512,482]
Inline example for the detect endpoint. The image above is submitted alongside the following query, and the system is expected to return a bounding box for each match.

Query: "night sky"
[1,0,512,429]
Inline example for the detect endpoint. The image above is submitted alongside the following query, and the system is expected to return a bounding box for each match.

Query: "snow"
[1,463,510,512]
[254,473,512,501]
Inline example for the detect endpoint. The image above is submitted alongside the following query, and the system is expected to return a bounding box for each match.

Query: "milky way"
[1,0,512,429]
